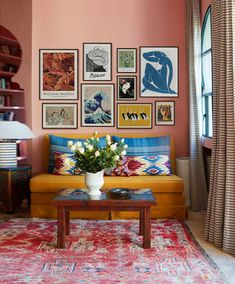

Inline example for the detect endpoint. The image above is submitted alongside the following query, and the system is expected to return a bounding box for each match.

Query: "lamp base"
[0,141,17,168]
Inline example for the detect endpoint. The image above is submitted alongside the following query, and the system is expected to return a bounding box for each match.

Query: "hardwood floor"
[186,210,235,284]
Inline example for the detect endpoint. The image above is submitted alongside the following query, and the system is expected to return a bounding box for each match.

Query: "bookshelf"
[0,26,26,162]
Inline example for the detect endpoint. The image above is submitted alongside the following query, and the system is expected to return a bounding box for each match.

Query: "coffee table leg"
[57,206,66,248]
[143,207,151,249]
[65,209,70,235]
[139,209,144,235]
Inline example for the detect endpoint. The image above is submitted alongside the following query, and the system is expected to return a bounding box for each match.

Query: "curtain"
[205,0,235,255]
[186,0,208,210]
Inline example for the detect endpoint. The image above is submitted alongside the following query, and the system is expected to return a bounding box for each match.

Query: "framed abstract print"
[81,84,114,127]
[117,103,152,129]
[117,48,137,73]
[155,101,175,125]
[42,103,78,129]
[39,49,78,100]
[117,76,137,101]
[83,43,112,81]
[140,47,178,98]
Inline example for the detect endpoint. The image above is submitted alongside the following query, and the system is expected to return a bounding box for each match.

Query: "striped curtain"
[186,0,208,210]
[205,0,235,254]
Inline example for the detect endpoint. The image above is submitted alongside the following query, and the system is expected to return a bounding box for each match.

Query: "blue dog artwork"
[140,47,178,97]
[82,85,114,126]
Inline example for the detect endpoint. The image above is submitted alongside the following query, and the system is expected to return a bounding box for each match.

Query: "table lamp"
[0,121,35,168]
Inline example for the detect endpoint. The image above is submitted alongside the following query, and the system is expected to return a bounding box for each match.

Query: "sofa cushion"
[127,155,172,176]
[48,134,106,173]
[112,135,171,156]
[30,174,184,194]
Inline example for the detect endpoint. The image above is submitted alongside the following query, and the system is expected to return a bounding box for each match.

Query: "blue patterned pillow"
[112,135,171,156]
[48,135,106,173]
[127,155,172,176]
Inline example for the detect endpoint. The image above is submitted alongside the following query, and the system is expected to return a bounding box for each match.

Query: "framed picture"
[81,84,114,127]
[117,48,137,73]
[155,101,175,125]
[117,103,152,129]
[117,76,137,101]
[140,46,178,97]
[42,103,78,129]
[39,49,78,100]
[83,43,112,81]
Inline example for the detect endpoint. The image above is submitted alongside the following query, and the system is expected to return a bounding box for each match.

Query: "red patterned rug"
[0,218,227,284]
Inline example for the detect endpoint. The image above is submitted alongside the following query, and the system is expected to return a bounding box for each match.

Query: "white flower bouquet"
[68,132,127,174]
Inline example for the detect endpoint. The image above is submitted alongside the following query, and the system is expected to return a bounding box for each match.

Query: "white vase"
[84,170,104,199]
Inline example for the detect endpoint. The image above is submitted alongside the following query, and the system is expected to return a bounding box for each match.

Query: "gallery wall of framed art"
[39,44,180,130]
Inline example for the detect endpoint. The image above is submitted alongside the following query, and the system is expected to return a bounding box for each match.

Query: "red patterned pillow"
[127,155,172,176]
[53,152,82,176]
[104,156,130,176]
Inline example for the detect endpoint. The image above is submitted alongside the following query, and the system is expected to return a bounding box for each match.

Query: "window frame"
[201,6,212,138]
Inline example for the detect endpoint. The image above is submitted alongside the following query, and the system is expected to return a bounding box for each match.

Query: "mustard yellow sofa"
[30,133,187,219]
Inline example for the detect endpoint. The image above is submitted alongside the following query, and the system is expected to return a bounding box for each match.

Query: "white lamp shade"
[0,121,35,140]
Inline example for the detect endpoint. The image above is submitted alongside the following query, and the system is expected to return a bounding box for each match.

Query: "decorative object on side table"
[0,121,35,168]
[68,132,128,199]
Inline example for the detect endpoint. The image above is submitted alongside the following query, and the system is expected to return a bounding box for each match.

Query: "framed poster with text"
[39,49,78,100]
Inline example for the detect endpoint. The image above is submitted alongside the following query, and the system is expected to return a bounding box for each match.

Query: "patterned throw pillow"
[112,136,171,157]
[104,156,130,176]
[53,152,82,176]
[48,135,106,173]
[127,155,172,176]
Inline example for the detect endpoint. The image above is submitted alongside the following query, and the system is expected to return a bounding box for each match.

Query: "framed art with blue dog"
[140,47,179,98]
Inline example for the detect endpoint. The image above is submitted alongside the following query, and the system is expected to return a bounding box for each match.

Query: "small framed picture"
[155,101,175,125]
[117,76,137,101]
[117,48,137,73]
[140,46,178,97]
[39,49,78,100]
[81,84,114,127]
[42,103,78,129]
[117,103,152,129]
[83,43,112,81]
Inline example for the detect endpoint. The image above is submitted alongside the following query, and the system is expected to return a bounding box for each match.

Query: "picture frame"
[39,49,78,100]
[117,76,137,101]
[42,103,78,129]
[140,46,179,98]
[155,101,175,125]
[81,84,114,127]
[117,48,137,73]
[83,43,112,81]
[117,103,152,129]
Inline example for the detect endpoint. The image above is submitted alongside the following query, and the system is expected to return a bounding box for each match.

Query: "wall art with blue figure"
[140,47,178,97]
[81,84,114,127]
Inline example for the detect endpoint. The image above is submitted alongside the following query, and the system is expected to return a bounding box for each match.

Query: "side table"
[0,165,32,213]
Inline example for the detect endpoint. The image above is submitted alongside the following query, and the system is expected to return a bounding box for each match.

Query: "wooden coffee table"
[52,188,156,249]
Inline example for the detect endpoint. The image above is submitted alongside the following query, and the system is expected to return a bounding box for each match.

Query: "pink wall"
[201,0,211,21]
[31,0,189,174]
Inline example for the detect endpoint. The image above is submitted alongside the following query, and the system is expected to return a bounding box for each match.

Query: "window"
[201,6,212,137]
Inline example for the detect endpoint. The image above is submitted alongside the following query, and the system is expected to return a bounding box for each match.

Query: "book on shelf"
[0,44,10,55]
[0,78,6,89]
[0,95,5,107]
